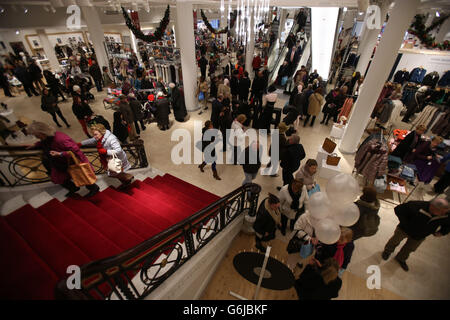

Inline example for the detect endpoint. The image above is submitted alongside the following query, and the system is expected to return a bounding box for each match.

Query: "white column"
[221,6,228,46]
[80,6,108,69]
[355,1,389,74]
[176,0,198,111]
[245,6,255,73]
[278,9,287,43]
[36,29,60,72]
[339,0,420,154]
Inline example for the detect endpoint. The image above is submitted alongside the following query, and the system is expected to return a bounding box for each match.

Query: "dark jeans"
[94,78,103,92]
[434,171,450,194]
[282,168,294,187]
[49,108,69,127]
[304,115,316,127]
[134,119,146,134]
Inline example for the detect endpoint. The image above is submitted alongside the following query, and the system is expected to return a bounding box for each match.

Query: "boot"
[213,169,221,180]
[198,162,206,172]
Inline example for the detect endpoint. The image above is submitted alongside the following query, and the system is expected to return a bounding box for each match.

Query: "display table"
[330,123,346,139]
[380,174,419,205]
[0,109,18,128]
[319,159,341,180]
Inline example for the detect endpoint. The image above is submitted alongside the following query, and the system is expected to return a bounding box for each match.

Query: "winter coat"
[41,94,59,114]
[390,130,422,160]
[230,120,246,149]
[239,77,251,101]
[13,66,32,85]
[230,76,239,96]
[129,98,144,121]
[280,143,305,173]
[315,242,355,269]
[211,99,223,129]
[217,83,231,100]
[295,165,316,190]
[155,97,170,127]
[171,87,188,122]
[308,93,325,116]
[117,101,134,124]
[72,101,93,120]
[293,212,315,241]
[36,132,93,184]
[404,140,437,164]
[394,201,450,240]
[27,63,43,81]
[253,198,279,240]
[279,184,308,220]
[89,64,102,81]
[112,111,129,144]
[354,140,388,183]
[241,144,262,174]
[350,199,381,241]
[295,264,342,300]
[251,77,265,95]
[81,130,130,175]
[102,72,114,87]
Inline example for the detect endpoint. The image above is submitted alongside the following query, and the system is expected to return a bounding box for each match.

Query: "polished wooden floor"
[200,231,404,300]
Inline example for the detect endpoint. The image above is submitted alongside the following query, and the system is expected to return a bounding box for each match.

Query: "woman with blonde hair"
[27,121,99,197]
[80,123,134,188]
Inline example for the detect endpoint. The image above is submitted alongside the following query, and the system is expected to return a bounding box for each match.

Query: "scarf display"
[96,138,108,169]
[265,200,281,225]
[333,243,346,268]
[288,183,301,210]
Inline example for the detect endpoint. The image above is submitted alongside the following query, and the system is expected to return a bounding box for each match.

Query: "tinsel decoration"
[200,9,237,34]
[122,5,170,43]
[408,14,449,51]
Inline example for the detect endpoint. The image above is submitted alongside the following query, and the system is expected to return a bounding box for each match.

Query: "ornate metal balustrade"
[0,140,148,187]
[55,183,261,300]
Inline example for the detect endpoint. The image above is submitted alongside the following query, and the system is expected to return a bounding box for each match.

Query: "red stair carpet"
[0,174,220,300]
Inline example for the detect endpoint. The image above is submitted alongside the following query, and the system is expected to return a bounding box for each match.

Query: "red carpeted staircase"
[0,174,220,300]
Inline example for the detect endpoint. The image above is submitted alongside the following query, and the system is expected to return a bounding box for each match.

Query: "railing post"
[219,204,226,231]
[183,224,196,258]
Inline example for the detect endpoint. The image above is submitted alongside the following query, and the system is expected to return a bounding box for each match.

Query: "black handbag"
[287,230,304,254]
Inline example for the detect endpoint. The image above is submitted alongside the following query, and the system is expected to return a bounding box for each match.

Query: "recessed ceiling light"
[16,30,20,34]
[343,7,347,12]
[0,7,4,13]
[436,11,440,17]
[24,8,28,14]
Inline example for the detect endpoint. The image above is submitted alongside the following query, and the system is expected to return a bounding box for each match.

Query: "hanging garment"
[385,100,405,129]
[409,67,427,83]
[432,110,450,135]
[338,97,354,119]
[411,105,438,129]
[427,112,445,133]
[355,140,388,183]
[414,159,440,184]
[437,70,450,87]
[424,109,442,130]
[378,100,395,124]
[393,70,410,84]
[422,72,440,88]
[170,65,176,84]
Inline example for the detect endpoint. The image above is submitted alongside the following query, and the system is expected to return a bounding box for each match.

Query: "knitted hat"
[147,94,155,102]
[360,186,377,203]
[72,85,80,92]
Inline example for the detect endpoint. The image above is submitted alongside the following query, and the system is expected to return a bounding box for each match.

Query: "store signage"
[131,11,141,30]
[66,5,81,30]
[366,5,382,30]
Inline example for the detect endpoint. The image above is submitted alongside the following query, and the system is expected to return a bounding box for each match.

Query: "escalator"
[267,9,311,88]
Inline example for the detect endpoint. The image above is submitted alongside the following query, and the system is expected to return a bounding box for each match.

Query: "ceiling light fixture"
[343,7,347,12]
[0,7,4,14]
[436,11,440,17]
[16,30,20,35]
[24,8,28,14]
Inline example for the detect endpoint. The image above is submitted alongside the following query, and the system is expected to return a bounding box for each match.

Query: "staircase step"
[0,218,59,300]
[89,190,162,239]
[130,180,199,219]
[122,182,186,225]
[37,199,122,260]
[28,191,54,209]
[5,205,91,277]
[63,198,144,251]
[1,195,27,216]
[103,187,174,230]
[143,178,210,210]
[158,174,220,202]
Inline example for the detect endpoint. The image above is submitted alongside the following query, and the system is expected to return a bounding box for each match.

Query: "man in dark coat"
[155,92,170,130]
[280,134,305,187]
[211,95,223,129]
[88,59,103,92]
[118,95,138,140]
[13,61,39,97]
[390,125,426,160]
[238,71,251,102]
[0,62,14,97]
[198,55,208,79]
[253,193,281,252]
[230,70,240,100]
[128,93,146,134]
[382,198,450,271]
[170,83,188,122]
[72,95,93,137]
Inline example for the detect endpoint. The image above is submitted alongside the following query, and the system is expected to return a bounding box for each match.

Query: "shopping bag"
[326,153,341,166]
[308,184,320,197]
[107,152,122,174]
[286,231,302,254]
[67,151,97,187]
[198,91,205,101]
[322,137,337,153]
[299,240,314,259]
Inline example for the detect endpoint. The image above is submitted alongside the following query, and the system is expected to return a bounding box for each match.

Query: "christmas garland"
[408,14,449,51]
[200,10,237,34]
[122,5,170,43]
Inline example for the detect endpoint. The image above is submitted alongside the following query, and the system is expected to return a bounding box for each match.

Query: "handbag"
[107,151,123,174]
[326,153,341,166]
[286,231,303,254]
[322,137,337,153]
[299,240,314,259]
[198,91,205,101]
[67,151,97,187]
